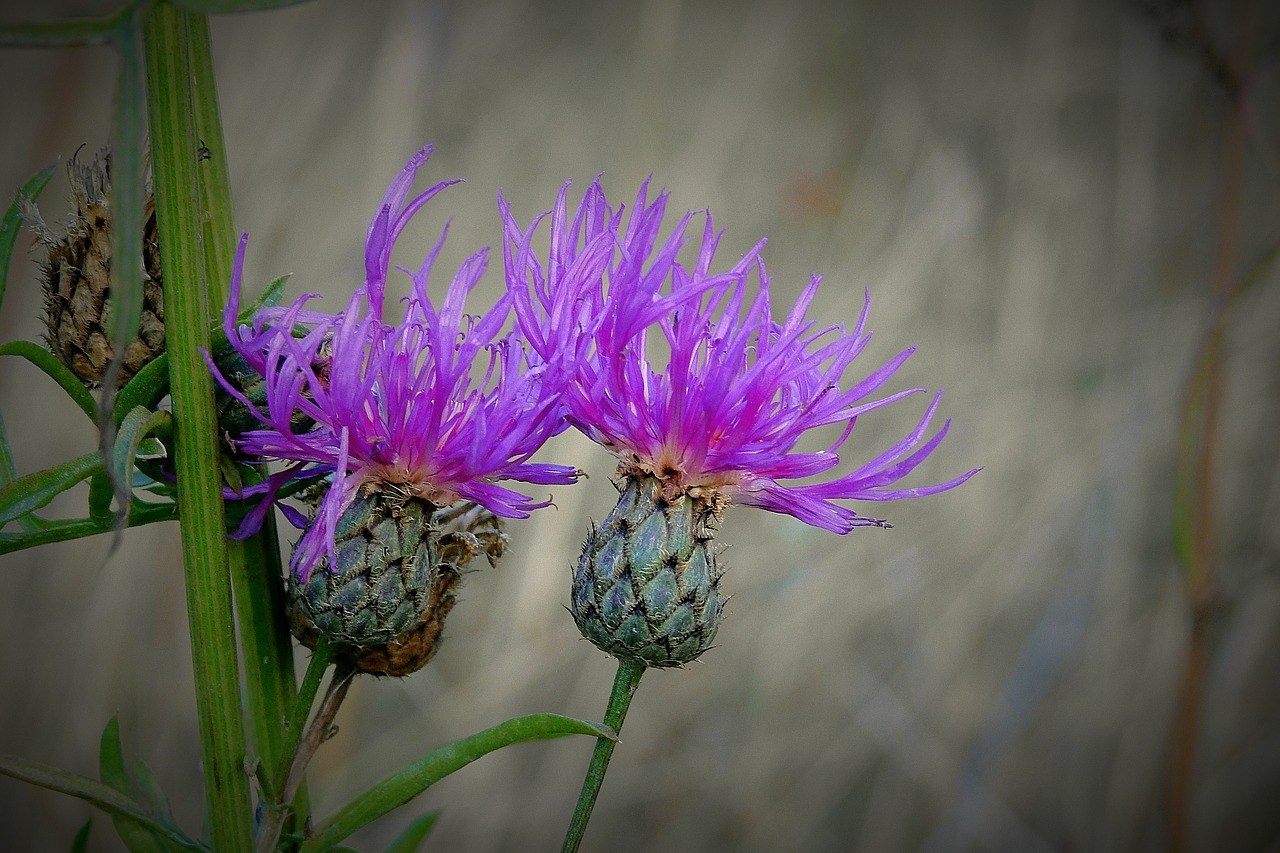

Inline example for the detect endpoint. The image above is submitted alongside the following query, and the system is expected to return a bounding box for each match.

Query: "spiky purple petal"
[505,179,976,531]
[212,147,577,579]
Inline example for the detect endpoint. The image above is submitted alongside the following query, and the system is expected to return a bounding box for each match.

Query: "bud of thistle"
[572,473,726,667]
[212,343,322,451]
[288,487,508,677]
[24,147,164,387]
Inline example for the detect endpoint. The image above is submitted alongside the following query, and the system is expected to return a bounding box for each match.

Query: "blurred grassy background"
[2,0,1278,850]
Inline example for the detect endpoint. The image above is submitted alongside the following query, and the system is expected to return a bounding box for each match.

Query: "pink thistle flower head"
[214,146,577,584]
[503,177,978,535]
[503,177,977,667]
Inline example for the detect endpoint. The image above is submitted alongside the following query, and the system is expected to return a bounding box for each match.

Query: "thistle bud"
[24,147,164,387]
[288,487,507,677]
[572,474,726,667]
[213,345,319,450]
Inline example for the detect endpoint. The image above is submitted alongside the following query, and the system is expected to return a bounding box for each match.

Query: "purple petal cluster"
[214,147,576,579]
[502,179,976,534]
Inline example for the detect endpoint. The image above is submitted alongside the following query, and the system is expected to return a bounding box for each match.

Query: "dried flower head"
[503,178,978,665]
[24,146,164,387]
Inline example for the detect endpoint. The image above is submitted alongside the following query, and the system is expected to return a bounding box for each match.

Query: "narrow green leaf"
[1,165,55,312]
[0,414,43,533]
[0,341,98,423]
[303,715,614,852]
[169,0,313,13]
[0,4,131,47]
[0,410,16,488]
[100,718,168,853]
[69,819,93,853]
[112,408,173,505]
[384,812,440,853]
[0,501,177,556]
[0,754,205,852]
[115,353,171,424]
[0,451,102,526]
[210,273,292,357]
[133,760,176,826]
[101,0,148,404]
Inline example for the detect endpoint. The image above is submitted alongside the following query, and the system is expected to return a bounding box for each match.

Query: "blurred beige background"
[2,0,1278,850]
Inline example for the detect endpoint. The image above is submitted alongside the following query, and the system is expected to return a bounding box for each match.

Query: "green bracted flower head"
[573,473,726,667]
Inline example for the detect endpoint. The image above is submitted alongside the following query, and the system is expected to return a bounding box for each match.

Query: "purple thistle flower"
[502,177,977,535]
[213,146,577,582]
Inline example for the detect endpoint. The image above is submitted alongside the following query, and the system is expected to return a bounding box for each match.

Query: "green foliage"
[69,820,93,853]
[0,398,175,554]
[302,715,615,852]
[0,451,102,527]
[99,718,169,853]
[0,341,99,422]
[0,750,205,852]
[384,812,440,853]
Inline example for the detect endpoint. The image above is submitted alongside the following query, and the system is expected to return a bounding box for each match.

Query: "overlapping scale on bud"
[24,146,164,387]
[210,145,576,675]
[573,474,724,667]
[289,491,507,676]
[212,343,320,450]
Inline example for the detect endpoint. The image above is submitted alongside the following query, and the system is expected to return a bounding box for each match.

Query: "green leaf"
[115,353,171,425]
[242,273,291,316]
[209,273,292,357]
[168,0,314,13]
[1,165,55,313]
[0,451,102,527]
[112,408,173,504]
[0,4,131,47]
[0,414,42,533]
[101,0,147,404]
[69,819,93,853]
[302,715,614,852]
[132,760,175,827]
[100,718,168,853]
[0,754,205,852]
[384,812,440,853]
[0,341,98,423]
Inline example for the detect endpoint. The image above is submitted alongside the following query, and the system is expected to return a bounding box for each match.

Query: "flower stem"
[561,657,647,853]
[255,658,355,853]
[1167,2,1254,850]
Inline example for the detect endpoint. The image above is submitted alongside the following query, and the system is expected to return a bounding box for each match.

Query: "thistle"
[289,494,507,676]
[504,177,979,666]
[506,177,979,851]
[212,146,575,673]
[24,146,164,387]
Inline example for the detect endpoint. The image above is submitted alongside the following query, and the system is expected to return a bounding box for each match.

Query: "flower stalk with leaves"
[503,177,978,850]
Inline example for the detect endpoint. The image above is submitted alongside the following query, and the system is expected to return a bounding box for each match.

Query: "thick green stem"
[184,11,235,305]
[562,658,647,853]
[144,5,253,850]
[182,4,307,829]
